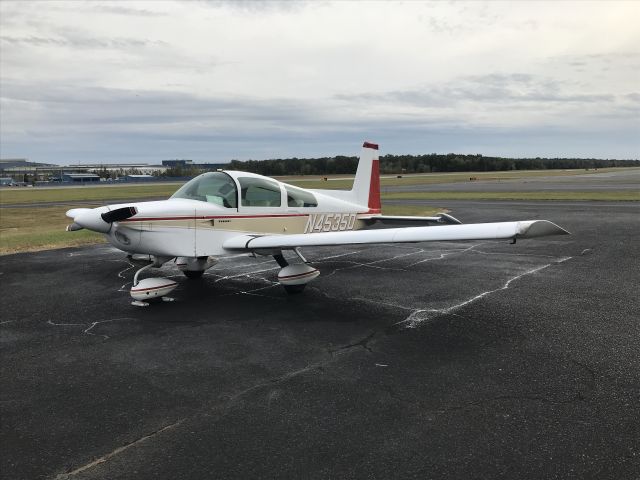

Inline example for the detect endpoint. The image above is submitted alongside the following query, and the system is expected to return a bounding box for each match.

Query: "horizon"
[2,151,639,169]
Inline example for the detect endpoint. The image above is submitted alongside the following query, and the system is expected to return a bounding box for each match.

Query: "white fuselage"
[103,171,373,258]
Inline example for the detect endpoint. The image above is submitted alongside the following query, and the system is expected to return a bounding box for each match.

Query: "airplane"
[65,141,570,306]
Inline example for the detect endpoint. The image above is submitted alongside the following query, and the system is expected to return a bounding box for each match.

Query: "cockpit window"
[238,177,282,207]
[170,172,237,208]
[284,184,318,208]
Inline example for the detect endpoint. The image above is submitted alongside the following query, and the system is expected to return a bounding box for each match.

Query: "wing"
[223,220,570,251]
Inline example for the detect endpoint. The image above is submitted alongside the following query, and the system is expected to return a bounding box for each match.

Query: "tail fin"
[351,141,381,213]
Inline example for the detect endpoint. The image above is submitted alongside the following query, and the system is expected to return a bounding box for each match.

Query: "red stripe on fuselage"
[121,212,375,222]
[122,213,311,222]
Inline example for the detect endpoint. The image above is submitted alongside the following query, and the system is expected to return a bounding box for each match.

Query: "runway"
[1,200,639,479]
[383,168,640,193]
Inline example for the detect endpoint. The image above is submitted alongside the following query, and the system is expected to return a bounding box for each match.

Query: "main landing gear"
[129,256,177,307]
[125,251,316,306]
[183,270,204,279]
[273,249,320,294]
[176,256,218,279]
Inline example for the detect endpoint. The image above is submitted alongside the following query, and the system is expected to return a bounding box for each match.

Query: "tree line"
[218,153,639,176]
[156,153,639,178]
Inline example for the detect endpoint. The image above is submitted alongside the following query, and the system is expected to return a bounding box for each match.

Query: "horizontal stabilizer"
[223,220,570,251]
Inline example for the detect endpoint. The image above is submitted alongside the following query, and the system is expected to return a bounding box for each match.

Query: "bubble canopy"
[171,172,238,208]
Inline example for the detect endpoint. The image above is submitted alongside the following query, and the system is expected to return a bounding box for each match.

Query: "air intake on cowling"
[101,206,138,223]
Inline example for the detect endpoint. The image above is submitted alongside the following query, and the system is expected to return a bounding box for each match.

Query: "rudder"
[351,141,381,214]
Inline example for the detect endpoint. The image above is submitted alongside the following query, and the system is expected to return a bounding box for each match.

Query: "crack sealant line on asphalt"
[55,350,342,477]
[47,317,136,340]
[404,243,485,267]
[399,256,573,329]
[317,248,427,279]
[47,249,574,477]
[115,259,137,291]
[212,256,274,271]
[220,277,284,299]
[54,420,184,479]
[209,249,386,294]
[212,265,281,283]
[316,252,574,363]
[350,297,417,312]
[309,249,362,261]
[220,243,484,301]
[82,317,136,339]
[53,359,335,477]
[471,248,573,261]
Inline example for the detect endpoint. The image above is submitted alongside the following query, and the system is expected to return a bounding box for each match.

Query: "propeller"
[66,206,137,233]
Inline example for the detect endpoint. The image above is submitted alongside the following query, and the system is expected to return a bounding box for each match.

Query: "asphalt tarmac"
[1,200,639,480]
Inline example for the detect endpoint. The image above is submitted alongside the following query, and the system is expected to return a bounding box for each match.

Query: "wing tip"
[521,220,571,238]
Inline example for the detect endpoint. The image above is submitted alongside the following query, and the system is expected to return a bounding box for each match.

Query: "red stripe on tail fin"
[368,159,381,213]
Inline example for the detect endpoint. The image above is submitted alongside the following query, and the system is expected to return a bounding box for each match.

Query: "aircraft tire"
[283,284,306,294]
[183,270,204,279]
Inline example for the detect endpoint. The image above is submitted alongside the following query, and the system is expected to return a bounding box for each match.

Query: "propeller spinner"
[66,206,137,233]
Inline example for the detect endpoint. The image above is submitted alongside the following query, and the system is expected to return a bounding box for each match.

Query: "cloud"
[88,4,167,17]
[196,0,311,14]
[335,73,620,114]
[1,0,638,161]
[0,34,165,49]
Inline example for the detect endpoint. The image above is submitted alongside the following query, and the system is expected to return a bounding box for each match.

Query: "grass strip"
[0,206,104,254]
[0,184,181,205]
[2,167,636,204]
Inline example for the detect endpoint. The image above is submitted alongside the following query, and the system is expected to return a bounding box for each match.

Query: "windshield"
[171,172,238,208]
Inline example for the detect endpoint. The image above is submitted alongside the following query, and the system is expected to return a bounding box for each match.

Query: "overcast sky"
[1,0,638,164]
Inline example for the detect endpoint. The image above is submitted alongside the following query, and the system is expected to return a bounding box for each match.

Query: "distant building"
[77,164,168,175]
[123,174,155,182]
[0,158,58,169]
[0,177,16,186]
[162,159,193,167]
[194,163,229,170]
[61,173,100,183]
[0,158,62,182]
[161,160,229,170]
